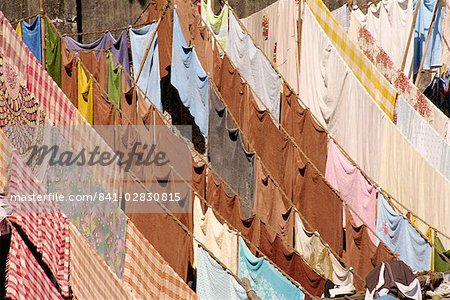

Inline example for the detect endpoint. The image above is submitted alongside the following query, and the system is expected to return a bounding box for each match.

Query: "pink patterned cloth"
[325,139,377,244]
[7,152,70,297]
[6,228,63,300]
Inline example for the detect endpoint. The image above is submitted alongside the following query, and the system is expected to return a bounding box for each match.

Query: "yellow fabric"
[15,22,22,38]
[77,62,94,125]
[306,0,396,119]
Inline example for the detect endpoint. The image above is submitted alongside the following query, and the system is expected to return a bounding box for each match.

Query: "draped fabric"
[64,30,130,75]
[259,223,325,297]
[241,0,299,93]
[129,23,162,110]
[294,213,354,287]
[107,51,122,111]
[197,247,248,300]
[434,236,450,271]
[77,62,94,124]
[124,220,197,300]
[306,0,397,120]
[8,152,70,297]
[208,84,255,216]
[379,117,450,240]
[300,5,385,181]
[171,9,209,136]
[61,43,78,107]
[44,18,61,87]
[396,96,448,179]
[193,196,238,273]
[325,139,377,243]
[22,16,42,63]
[238,237,304,300]
[413,0,443,72]
[363,0,414,77]
[376,194,431,272]
[6,229,62,300]
[228,11,281,122]
[331,4,350,30]
[69,223,135,300]
[200,0,229,52]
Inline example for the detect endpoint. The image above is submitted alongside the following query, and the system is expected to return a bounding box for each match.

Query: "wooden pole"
[39,0,46,65]
[401,0,421,72]
[415,0,440,85]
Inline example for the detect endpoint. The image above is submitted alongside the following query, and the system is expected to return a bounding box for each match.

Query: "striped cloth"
[123,220,198,300]
[306,0,397,119]
[6,228,63,300]
[7,151,70,297]
[69,223,135,300]
[0,130,11,192]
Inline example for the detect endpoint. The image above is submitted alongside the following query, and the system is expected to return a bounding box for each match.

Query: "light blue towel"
[171,9,209,137]
[129,24,162,111]
[238,237,304,300]
[376,194,431,272]
[197,247,248,300]
[414,0,443,72]
[22,16,42,63]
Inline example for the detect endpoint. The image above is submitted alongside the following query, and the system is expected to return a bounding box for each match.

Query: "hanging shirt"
[77,62,94,124]
[129,23,162,111]
[22,16,42,63]
[200,0,229,53]
[45,18,62,87]
[107,51,122,110]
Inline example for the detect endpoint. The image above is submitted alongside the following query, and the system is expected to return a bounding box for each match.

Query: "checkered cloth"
[69,223,135,300]
[6,228,63,300]
[0,130,11,192]
[123,220,198,300]
[306,0,397,119]
[7,151,70,297]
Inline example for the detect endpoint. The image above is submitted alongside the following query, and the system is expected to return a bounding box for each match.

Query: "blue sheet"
[129,24,161,111]
[64,30,131,75]
[22,16,42,63]
[197,247,248,300]
[376,194,431,272]
[414,0,443,72]
[238,237,304,300]
[171,9,209,137]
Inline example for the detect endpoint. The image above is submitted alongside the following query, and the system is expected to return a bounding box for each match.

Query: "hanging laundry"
[193,196,239,273]
[129,23,162,111]
[414,0,443,73]
[107,51,121,110]
[197,247,248,300]
[64,30,130,75]
[120,69,137,125]
[200,0,229,53]
[294,213,354,288]
[376,194,431,272]
[241,0,299,93]
[61,41,78,107]
[124,220,197,299]
[300,4,386,182]
[423,74,450,117]
[442,0,450,65]
[22,16,42,63]
[69,223,135,299]
[6,229,63,300]
[44,18,61,87]
[228,10,281,122]
[77,62,94,124]
[331,4,350,31]
[396,96,448,178]
[238,237,304,300]
[434,235,450,271]
[171,9,209,136]
[208,84,255,216]
[15,21,22,38]
[325,139,377,244]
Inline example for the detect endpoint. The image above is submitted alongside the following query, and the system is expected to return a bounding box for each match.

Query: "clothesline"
[61,18,158,37]
[9,13,39,25]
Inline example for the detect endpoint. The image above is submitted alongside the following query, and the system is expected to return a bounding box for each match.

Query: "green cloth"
[107,52,121,110]
[45,18,61,87]
[434,236,450,272]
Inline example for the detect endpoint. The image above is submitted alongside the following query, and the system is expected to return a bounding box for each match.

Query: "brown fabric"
[206,173,260,247]
[192,161,206,200]
[294,163,344,257]
[280,84,328,174]
[61,44,78,108]
[144,0,168,22]
[121,69,137,125]
[157,10,173,77]
[254,159,293,248]
[79,50,107,90]
[259,224,326,297]
[215,55,249,130]
[93,87,114,125]
[343,209,395,290]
